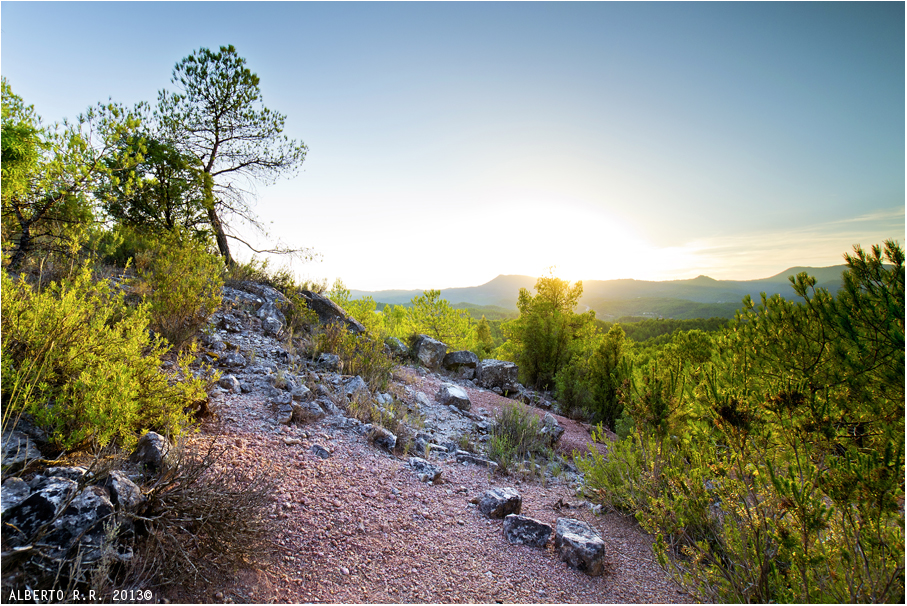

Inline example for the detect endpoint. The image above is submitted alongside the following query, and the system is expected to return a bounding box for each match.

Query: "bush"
[577,243,905,603]
[134,231,223,351]
[125,439,277,589]
[485,403,552,473]
[1,265,207,451]
[314,322,395,391]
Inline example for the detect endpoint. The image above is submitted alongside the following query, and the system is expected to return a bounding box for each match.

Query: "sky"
[1,1,903,290]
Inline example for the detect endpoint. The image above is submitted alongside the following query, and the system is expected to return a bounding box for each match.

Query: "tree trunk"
[8,207,33,272]
[203,174,233,266]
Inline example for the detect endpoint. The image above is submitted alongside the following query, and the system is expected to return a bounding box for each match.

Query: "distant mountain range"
[350,265,851,320]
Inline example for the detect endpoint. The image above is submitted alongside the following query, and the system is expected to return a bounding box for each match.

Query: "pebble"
[340,566,350,576]
[214,591,224,600]
[284,437,302,445]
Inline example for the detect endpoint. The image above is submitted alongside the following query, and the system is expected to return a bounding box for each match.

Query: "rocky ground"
[2,282,689,604]
[162,283,687,603]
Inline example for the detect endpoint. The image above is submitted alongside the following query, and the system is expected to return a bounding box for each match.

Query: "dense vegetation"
[574,242,905,603]
[1,47,311,597]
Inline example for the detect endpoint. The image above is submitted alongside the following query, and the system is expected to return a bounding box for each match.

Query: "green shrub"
[486,403,552,473]
[1,265,208,451]
[577,243,905,603]
[314,322,395,391]
[134,231,223,351]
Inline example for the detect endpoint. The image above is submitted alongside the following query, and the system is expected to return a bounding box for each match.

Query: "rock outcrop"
[475,359,519,393]
[298,290,366,334]
[411,335,448,369]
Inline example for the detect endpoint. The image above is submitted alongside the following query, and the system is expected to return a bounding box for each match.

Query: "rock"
[2,477,118,562]
[1,477,31,514]
[262,316,283,336]
[437,383,471,411]
[291,384,314,402]
[104,471,146,511]
[539,413,565,444]
[292,400,326,423]
[443,350,479,372]
[555,518,606,576]
[219,314,244,333]
[222,286,264,308]
[316,396,343,416]
[411,335,448,369]
[408,457,442,483]
[218,374,241,393]
[317,353,343,372]
[298,290,366,334]
[455,451,499,471]
[276,404,294,425]
[271,391,292,406]
[238,282,289,308]
[44,466,89,482]
[385,337,409,357]
[344,375,369,397]
[478,487,522,518]
[414,392,433,411]
[369,426,397,452]
[503,514,553,547]
[220,352,247,368]
[311,444,332,459]
[476,359,520,393]
[129,432,171,473]
[1,431,42,472]
[376,393,393,406]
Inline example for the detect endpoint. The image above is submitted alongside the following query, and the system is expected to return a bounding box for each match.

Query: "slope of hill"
[351,266,849,319]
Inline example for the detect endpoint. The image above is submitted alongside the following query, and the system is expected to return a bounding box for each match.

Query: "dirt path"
[162,367,686,604]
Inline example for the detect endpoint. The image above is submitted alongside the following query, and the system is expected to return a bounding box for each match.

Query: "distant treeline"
[598,316,730,343]
[586,297,741,320]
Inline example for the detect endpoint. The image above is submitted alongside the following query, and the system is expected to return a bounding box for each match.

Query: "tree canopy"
[1,78,143,270]
[156,45,308,264]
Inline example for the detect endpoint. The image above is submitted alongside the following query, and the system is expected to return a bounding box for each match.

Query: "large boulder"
[437,383,471,411]
[476,359,519,393]
[298,290,366,334]
[411,335,448,369]
[555,517,606,576]
[503,514,553,547]
[3,478,115,562]
[478,487,522,519]
[443,350,479,378]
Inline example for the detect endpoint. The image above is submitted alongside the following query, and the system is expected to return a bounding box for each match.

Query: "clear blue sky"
[2,1,903,290]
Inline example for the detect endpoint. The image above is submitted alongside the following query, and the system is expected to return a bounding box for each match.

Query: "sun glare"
[491,201,666,283]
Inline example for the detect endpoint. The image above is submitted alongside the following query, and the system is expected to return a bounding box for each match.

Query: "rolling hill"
[350,265,851,320]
